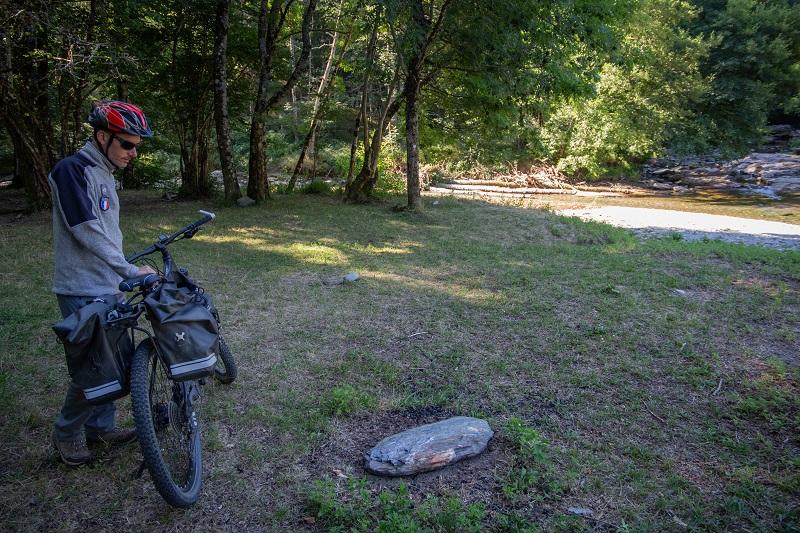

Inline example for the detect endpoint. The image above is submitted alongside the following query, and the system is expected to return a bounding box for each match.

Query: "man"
[48,100,155,466]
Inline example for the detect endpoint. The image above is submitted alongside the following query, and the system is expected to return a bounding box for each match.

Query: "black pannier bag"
[143,271,219,381]
[53,299,133,405]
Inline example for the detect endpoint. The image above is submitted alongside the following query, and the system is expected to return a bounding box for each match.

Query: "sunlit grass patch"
[1,190,798,531]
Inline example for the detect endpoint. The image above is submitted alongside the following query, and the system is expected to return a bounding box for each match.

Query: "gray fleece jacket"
[49,140,140,296]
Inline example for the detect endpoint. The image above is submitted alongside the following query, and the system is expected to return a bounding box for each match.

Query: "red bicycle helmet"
[88,100,153,138]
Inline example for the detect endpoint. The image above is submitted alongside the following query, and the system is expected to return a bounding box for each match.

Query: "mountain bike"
[107,210,237,507]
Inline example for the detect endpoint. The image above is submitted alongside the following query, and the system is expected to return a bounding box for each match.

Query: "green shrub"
[308,478,486,531]
[301,180,334,195]
[131,149,180,190]
[322,385,374,417]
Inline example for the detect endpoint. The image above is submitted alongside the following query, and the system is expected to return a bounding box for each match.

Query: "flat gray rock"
[322,272,360,286]
[365,416,493,476]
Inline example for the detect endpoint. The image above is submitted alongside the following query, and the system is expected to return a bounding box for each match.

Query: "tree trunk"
[288,36,300,142]
[179,104,213,198]
[70,0,97,153]
[214,0,242,201]
[0,28,53,211]
[405,74,422,210]
[403,0,434,211]
[346,109,362,185]
[287,2,347,191]
[345,91,404,203]
[4,122,52,210]
[247,120,269,200]
[56,39,72,159]
[288,124,318,191]
[345,20,378,190]
[247,0,318,202]
[116,79,142,189]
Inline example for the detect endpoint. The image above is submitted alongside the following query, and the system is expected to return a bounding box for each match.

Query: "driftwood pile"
[427,164,629,198]
[428,164,576,196]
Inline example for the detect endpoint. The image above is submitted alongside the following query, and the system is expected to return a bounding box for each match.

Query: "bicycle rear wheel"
[213,335,238,384]
[130,338,203,507]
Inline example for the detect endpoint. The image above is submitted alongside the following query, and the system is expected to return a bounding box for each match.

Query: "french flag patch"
[99,196,110,211]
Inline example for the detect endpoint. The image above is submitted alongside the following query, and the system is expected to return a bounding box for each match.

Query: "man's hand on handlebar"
[137,265,157,276]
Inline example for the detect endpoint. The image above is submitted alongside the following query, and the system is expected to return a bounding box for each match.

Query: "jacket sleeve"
[50,161,140,279]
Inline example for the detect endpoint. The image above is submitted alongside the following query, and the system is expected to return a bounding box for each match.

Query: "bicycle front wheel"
[130,338,203,507]
[213,335,238,384]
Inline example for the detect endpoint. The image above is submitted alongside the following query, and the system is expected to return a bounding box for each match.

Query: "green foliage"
[322,385,374,417]
[691,0,800,148]
[505,417,550,464]
[130,149,180,190]
[308,478,486,531]
[500,418,566,501]
[301,180,334,195]
[5,0,799,204]
[541,0,711,178]
[419,0,632,168]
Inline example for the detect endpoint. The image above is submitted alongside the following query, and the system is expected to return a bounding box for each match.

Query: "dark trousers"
[52,293,121,442]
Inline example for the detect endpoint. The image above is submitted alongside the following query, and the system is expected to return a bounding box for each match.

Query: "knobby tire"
[130,338,203,507]
[213,335,238,384]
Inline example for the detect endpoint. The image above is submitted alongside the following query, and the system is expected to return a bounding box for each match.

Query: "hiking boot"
[87,427,137,446]
[52,433,92,466]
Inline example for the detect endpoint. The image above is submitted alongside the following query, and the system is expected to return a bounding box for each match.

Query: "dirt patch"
[298,406,514,510]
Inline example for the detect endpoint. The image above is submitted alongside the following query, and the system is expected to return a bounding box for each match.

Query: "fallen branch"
[712,378,723,396]
[436,182,577,194]
[428,185,577,197]
[643,402,666,424]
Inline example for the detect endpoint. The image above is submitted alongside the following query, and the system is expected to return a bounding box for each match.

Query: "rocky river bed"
[641,125,800,199]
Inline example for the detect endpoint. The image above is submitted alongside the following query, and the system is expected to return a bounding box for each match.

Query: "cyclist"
[48,100,156,466]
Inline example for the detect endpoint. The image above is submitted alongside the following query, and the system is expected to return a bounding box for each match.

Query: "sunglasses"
[114,136,141,150]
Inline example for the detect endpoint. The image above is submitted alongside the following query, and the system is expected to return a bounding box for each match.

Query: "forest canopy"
[2,0,799,210]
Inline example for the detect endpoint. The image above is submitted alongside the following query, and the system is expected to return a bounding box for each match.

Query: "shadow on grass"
[0,190,798,531]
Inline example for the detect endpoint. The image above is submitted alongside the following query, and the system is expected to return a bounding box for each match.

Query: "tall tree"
[247,0,318,202]
[214,0,242,201]
[344,63,405,203]
[166,0,217,198]
[392,0,453,210]
[691,0,800,148]
[0,2,55,211]
[287,0,352,191]
[344,8,407,203]
[346,17,379,185]
[541,0,710,177]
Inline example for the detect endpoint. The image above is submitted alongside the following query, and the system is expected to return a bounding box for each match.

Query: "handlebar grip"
[119,273,159,292]
[198,210,216,220]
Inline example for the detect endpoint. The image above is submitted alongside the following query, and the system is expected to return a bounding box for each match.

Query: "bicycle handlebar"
[126,210,215,263]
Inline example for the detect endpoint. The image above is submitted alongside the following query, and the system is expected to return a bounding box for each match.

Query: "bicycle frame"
[119,210,219,507]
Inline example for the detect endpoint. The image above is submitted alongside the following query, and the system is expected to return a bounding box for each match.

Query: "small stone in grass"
[322,276,344,286]
[567,507,593,517]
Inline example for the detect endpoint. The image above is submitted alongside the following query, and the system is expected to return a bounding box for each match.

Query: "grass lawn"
[0,189,798,531]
